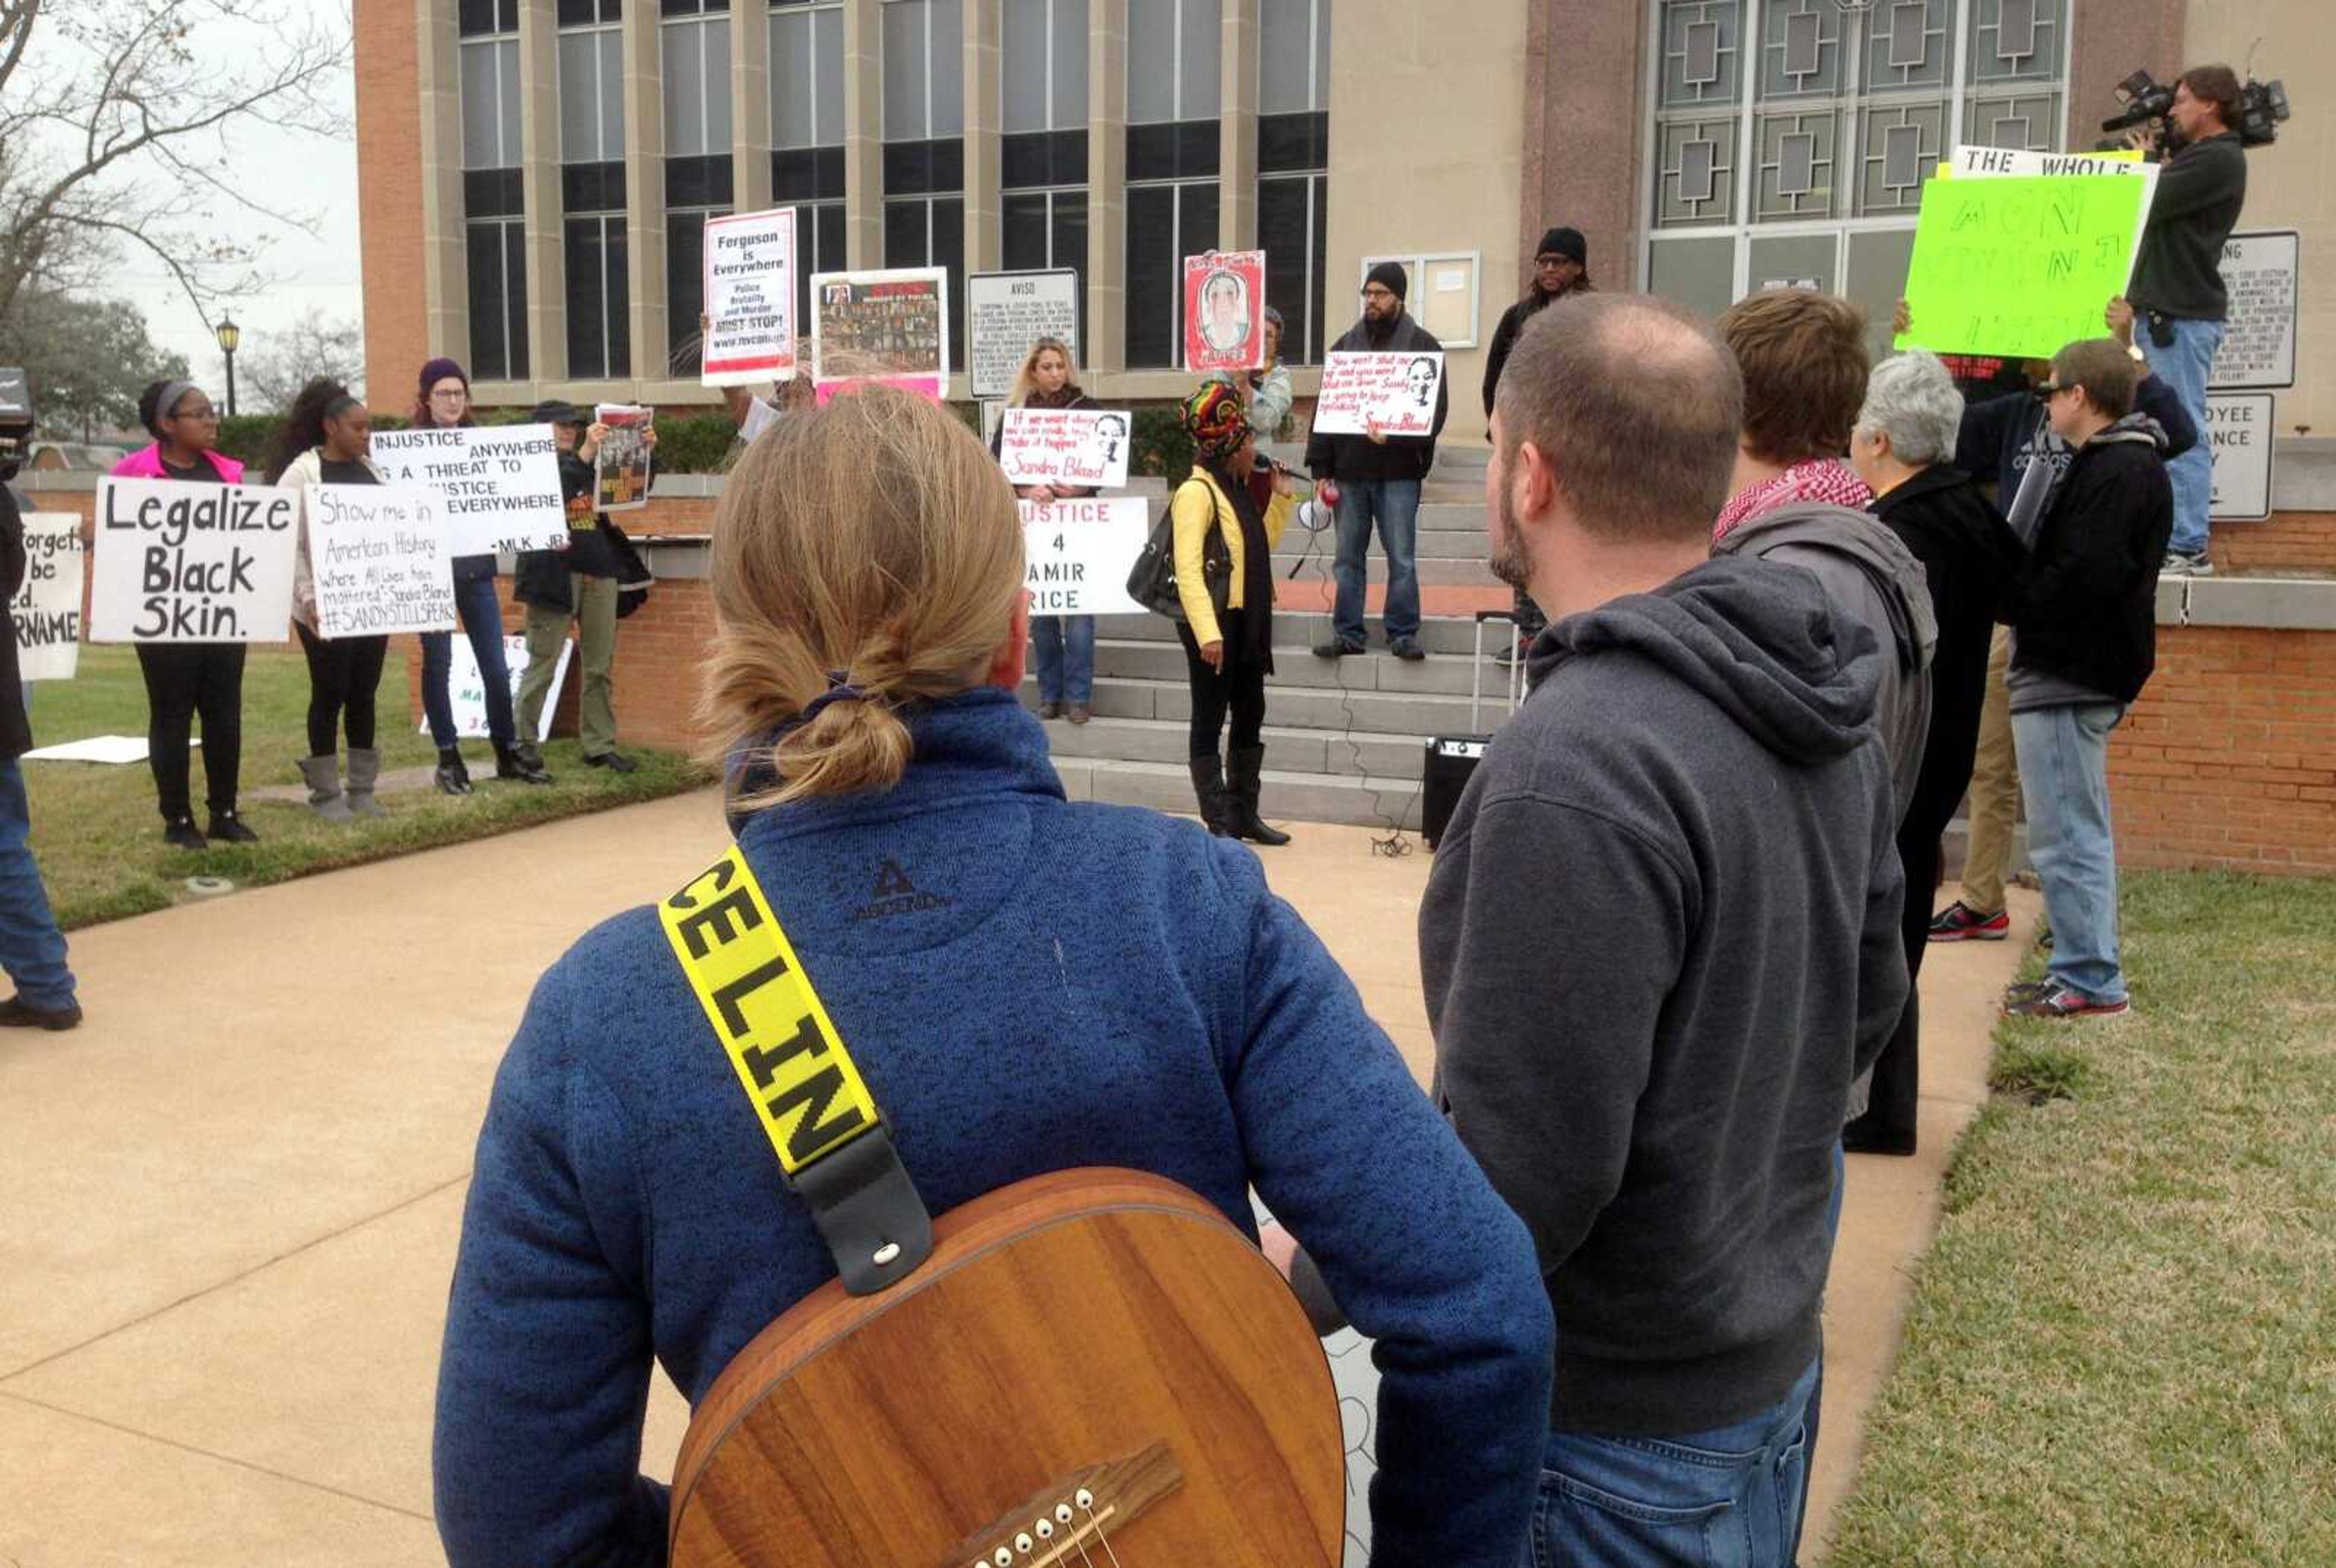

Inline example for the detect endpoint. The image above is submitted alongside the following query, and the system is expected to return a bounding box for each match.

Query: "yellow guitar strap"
[660,845,934,1292]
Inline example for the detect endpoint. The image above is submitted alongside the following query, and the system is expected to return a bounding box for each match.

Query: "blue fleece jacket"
[433,687,1552,1568]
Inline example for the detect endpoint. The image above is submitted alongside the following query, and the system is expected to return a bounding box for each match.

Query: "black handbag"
[601,519,654,620]
[1125,478,1231,624]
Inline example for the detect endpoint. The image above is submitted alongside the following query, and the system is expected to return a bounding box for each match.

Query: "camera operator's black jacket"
[2129,130,2247,321]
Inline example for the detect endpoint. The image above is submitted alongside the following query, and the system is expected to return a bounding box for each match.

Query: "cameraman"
[2119,64,2247,576]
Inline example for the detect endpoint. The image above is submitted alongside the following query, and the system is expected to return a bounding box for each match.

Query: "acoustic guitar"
[667,1168,1347,1568]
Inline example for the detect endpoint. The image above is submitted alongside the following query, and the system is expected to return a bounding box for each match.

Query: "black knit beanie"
[1365,260,1409,303]
[1538,227,1588,266]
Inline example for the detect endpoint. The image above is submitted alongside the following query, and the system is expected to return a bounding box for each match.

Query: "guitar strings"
[1077,1496,1127,1568]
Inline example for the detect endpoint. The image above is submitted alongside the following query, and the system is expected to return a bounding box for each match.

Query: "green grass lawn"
[23,645,715,930]
[1827,870,2336,1566]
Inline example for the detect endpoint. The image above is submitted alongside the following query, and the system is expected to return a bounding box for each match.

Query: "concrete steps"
[1030,473,1511,833]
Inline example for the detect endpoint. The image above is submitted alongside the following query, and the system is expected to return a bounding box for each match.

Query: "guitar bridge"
[948,1441,1183,1568]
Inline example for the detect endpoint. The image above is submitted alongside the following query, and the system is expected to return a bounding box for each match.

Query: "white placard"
[968,270,1081,400]
[2209,230,2298,390]
[370,425,569,557]
[998,408,1132,491]
[23,734,179,765]
[2206,392,2275,522]
[703,207,798,386]
[1021,498,1149,616]
[421,633,572,743]
[90,477,298,643]
[12,513,84,681]
[1948,144,2150,180]
[1312,352,1447,437]
[305,484,459,637]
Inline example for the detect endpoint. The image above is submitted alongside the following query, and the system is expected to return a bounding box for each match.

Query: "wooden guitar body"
[669,1169,1346,1568]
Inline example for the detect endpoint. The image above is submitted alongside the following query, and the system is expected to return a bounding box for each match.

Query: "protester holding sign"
[515,401,641,773]
[266,379,394,822]
[108,380,257,850]
[1173,382,1301,844]
[1209,306,1295,442]
[2123,66,2250,575]
[0,446,79,1030]
[992,338,1099,723]
[410,359,548,794]
[1305,263,1447,662]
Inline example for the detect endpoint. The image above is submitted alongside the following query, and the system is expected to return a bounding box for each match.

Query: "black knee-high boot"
[1187,755,1235,836]
[1227,745,1291,846]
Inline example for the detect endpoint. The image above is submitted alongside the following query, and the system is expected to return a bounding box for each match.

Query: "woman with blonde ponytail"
[435,387,1554,1568]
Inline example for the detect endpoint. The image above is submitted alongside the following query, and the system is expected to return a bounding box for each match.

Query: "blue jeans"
[1031,615,1096,706]
[2012,703,2127,1002]
[0,759,75,1009]
[1526,1358,1821,1568]
[1332,477,1421,647]
[420,573,516,748]
[2142,315,2223,557]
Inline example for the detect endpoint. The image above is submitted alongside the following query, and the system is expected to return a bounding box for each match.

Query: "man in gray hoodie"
[1427,294,1908,1568]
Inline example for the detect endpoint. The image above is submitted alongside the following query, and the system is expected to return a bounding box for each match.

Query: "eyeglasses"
[1360,286,1398,302]
[429,388,469,402]
[2035,383,2072,400]
[1535,255,1571,267]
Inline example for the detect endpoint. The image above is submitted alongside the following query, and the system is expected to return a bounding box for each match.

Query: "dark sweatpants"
[134,642,246,822]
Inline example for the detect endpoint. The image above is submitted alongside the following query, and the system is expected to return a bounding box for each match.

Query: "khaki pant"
[519,574,619,757]
[1959,625,2020,914]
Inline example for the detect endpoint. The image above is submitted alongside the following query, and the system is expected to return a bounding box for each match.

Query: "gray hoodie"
[1710,502,1938,824]
[1423,555,1909,1435]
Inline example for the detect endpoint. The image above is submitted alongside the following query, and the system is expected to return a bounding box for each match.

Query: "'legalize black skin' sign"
[101,484,293,639]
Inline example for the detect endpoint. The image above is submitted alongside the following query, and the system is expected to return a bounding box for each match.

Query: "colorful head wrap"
[1181,380,1250,465]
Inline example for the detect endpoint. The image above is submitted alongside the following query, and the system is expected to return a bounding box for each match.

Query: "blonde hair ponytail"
[700,387,1025,809]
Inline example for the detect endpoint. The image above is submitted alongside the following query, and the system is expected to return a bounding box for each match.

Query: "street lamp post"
[215,316,242,418]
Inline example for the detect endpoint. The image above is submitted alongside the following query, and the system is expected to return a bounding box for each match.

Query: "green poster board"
[1893,173,2154,361]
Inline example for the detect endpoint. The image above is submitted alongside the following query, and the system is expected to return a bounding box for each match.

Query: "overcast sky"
[111,0,363,394]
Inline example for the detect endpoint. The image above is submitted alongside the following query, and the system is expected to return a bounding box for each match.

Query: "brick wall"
[355,0,426,417]
[2215,510,2336,576]
[2111,624,2336,873]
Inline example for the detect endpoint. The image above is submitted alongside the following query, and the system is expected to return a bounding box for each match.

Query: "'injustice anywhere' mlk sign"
[370,425,570,555]
[90,477,298,642]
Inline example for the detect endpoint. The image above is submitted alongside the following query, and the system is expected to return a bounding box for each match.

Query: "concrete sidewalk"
[0,789,2031,1564]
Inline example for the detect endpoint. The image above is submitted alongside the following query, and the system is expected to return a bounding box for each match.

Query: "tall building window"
[1124,0,1219,368]
[883,0,967,369]
[1256,0,1327,364]
[664,0,735,375]
[771,0,847,335]
[1000,0,1089,338]
[1643,0,2070,358]
[560,0,631,378]
[459,0,527,380]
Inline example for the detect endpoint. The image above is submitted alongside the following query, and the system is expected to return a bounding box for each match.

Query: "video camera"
[2095,68,2290,151]
[0,368,32,471]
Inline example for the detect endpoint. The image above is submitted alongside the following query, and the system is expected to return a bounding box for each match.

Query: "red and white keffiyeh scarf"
[1711,459,1875,543]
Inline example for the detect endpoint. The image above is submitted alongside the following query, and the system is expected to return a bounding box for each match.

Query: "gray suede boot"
[344,747,386,819]
[299,755,353,822]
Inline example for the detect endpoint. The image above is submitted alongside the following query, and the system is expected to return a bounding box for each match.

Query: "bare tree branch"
[0,0,352,324]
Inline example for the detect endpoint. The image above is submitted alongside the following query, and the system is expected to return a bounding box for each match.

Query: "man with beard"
[1306,262,1447,661]
[1426,293,1907,1568]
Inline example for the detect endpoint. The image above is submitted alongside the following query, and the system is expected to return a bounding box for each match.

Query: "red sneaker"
[1929,900,2010,942]
[2003,980,2129,1020]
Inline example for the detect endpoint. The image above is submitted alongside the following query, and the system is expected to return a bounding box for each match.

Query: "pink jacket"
[110,444,245,482]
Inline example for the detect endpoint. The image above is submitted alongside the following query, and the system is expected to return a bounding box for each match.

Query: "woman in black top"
[108,380,256,849]
[267,379,393,822]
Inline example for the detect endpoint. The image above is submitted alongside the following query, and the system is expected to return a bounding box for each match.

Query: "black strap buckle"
[790,1125,934,1296]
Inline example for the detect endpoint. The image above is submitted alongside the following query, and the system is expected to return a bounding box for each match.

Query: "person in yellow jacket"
[1172,381,1301,843]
